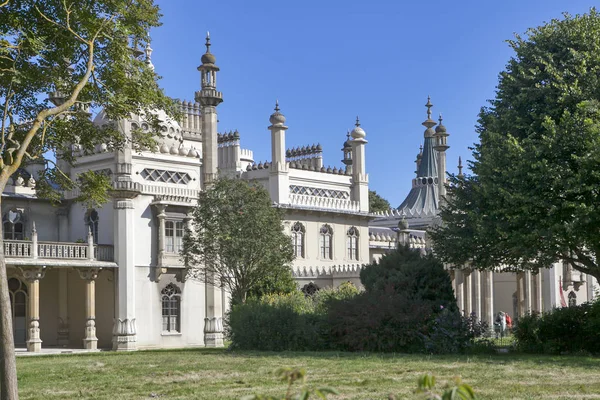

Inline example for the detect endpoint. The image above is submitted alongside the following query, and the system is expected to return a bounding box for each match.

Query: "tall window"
[3,210,24,240]
[291,222,305,258]
[161,283,181,333]
[165,221,184,253]
[85,209,99,244]
[347,226,359,260]
[319,224,333,260]
[568,291,577,307]
[8,278,27,344]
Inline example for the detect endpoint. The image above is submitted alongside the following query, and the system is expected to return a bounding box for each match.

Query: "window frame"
[3,210,25,240]
[291,222,305,258]
[346,226,359,261]
[161,283,181,334]
[319,224,333,260]
[165,220,185,254]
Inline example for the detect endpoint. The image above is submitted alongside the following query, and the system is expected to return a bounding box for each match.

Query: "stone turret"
[350,117,368,212]
[341,130,353,174]
[268,101,289,204]
[433,113,450,198]
[195,32,223,187]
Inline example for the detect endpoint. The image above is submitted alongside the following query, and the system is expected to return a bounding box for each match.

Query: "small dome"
[201,52,216,65]
[269,101,286,125]
[350,117,366,139]
[435,114,447,134]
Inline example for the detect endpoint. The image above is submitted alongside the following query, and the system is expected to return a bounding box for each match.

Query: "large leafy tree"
[369,190,391,212]
[431,9,600,283]
[0,0,172,397]
[183,178,294,305]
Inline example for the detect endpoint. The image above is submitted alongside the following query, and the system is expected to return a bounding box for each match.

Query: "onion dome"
[233,130,240,139]
[316,143,323,152]
[343,130,352,149]
[269,100,286,125]
[435,114,447,134]
[201,32,216,65]
[350,116,366,139]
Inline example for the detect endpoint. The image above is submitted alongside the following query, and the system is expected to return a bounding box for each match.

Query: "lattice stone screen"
[140,169,191,184]
[289,185,349,199]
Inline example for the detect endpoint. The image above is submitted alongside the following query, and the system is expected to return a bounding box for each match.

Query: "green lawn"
[16,348,600,399]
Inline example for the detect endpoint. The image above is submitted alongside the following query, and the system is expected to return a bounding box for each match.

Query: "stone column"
[113,196,137,350]
[516,272,525,317]
[78,268,99,350]
[22,267,46,352]
[464,269,473,317]
[484,271,494,328]
[474,270,482,320]
[204,274,224,347]
[525,270,533,314]
[154,204,167,281]
[535,272,543,313]
[454,269,464,315]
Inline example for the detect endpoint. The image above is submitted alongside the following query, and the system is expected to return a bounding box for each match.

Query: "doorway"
[8,278,27,345]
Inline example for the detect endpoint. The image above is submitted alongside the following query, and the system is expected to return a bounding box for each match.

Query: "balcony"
[4,240,114,262]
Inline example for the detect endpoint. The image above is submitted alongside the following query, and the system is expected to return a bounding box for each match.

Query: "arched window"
[301,282,319,296]
[291,222,305,258]
[165,221,184,253]
[85,209,99,244]
[319,224,333,260]
[161,283,181,333]
[568,291,577,307]
[347,226,359,260]
[3,210,24,240]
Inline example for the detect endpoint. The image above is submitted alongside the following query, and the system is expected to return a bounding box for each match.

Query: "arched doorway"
[8,277,28,345]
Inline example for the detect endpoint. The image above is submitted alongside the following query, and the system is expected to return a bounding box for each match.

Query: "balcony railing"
[4,240,114,262]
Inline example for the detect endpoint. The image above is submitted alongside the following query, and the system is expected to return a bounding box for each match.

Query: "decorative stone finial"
[201,31,217,65]
[426,96,433,119]
[458,156,463,177]
[205,32,211,52]
[350,116,366,139]
[269,100,286,125]
[422,96,437,137]
[32,221,37,234]
[144,42,154,71]
[436,113,447,134]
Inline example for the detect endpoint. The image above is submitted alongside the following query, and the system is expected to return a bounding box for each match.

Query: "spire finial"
[426,96,433,119]
[346,129,351,140]
[438,113,443,124]
[458,156,464,177]
[275,99,280,112]
[355,116,360,127]
[205,32,211,53]
[419,144,423,154]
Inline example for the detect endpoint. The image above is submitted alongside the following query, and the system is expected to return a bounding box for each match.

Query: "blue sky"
[150,0,593,207]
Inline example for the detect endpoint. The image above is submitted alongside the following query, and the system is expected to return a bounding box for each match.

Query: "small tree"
[1,1,171,397]
[183,178,294,305]
[246,264,297,300]
[369,190,391,212]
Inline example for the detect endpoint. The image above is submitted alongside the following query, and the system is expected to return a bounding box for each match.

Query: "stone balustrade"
[288,193,360,212]
[4,240,114,262]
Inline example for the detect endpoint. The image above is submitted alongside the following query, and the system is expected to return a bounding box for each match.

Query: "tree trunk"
[0,198,19,399]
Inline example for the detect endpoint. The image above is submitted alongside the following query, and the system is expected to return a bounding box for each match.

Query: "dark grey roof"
[397,134,439,218]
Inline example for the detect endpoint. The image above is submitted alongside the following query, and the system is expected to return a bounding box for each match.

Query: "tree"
[430,9,600,283]
[246,264,297,300]
[183,178,294,305]
[1,1,171,397]
[369,190,391,212]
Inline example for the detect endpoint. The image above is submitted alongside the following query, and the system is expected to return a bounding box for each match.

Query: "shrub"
[513,301,600,354]
[228,291,326,351]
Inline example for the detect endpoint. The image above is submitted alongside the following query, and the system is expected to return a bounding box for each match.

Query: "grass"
[16,348,600,399]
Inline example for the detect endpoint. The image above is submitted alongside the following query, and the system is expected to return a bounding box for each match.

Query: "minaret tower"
[350,117,369,212]
[341,130,353,174]
[433,113,450,197]
[195,32,223,188]
[268,101,289,204]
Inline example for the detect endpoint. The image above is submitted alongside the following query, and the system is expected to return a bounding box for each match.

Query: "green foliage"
[412,374,475,400]
[369,190,391,212]
[360,245,458,312]
[228,284,360,351]
[0,0,175,202]
[241,367,338,400]
[247,264,297,300]
[228,291,326,351]
[430,8,600,282]
[183,178,294,305]
[513,302,600,354]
